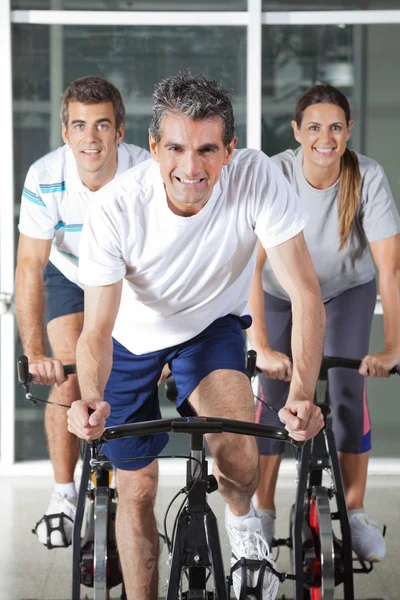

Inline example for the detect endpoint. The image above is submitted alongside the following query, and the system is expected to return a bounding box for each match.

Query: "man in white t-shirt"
[67,73,325,600]
[15,76,150,548]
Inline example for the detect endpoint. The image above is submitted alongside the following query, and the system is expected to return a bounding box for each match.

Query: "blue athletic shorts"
[102,314,252,471]
[44,261,84,324]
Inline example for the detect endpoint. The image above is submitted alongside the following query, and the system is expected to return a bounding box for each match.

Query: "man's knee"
[213,433,259,488]
[49,373,80,404]
[47,312,84,361]
[117,463,158,512]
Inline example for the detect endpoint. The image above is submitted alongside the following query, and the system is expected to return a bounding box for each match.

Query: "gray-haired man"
[67,72,325,599]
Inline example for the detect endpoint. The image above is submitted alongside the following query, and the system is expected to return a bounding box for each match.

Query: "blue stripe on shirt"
[22,187,46,207]
[55,221,83,232]
[39,181,66,193]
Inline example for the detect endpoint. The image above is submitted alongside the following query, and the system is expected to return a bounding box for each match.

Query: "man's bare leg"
[113,370,260,600]
[116,461,159,600]
[45,312,83,483]
[188,370,259,514]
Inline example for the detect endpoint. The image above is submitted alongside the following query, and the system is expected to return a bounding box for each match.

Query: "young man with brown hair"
[15,75,150,548]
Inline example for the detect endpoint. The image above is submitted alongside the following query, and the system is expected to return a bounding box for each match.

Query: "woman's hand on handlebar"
[278,399,324,442]
[359,350,400,378]
[29,355,69,386]
[255,346,292,381]
[67,399,110,440]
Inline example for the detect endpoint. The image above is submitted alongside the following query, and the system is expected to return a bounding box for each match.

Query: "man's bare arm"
[15,234,52,358]
[69,281,122,440]
[77,281,122,399]
[267,231,325,403]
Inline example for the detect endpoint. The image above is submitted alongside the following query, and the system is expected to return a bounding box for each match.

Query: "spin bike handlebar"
[246,350,400,379]
[318,355,400,378]
[16,354,299,446]
[99,415,300,446]
[17,354,76,386]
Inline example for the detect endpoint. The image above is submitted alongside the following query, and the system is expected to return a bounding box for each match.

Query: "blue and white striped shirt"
[18,142,150,288]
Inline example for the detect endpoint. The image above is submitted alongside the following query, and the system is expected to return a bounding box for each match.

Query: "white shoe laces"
[229,526,271,562]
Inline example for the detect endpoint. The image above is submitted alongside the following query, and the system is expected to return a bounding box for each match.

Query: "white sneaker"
[258,511,275,550]
[225,508,279,599]
[349,513,386,563]
[35,492,76,548]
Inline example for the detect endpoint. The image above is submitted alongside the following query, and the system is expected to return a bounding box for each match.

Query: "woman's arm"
[247,241,292,380]
[359,233,400,377]
[267,231,326,403]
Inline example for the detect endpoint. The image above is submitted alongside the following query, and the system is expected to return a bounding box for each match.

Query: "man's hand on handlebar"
[67,399,110,440]
[28,355,69,386]
[278,400,324,442]
[255,346,292,381]
[359,350,400,378]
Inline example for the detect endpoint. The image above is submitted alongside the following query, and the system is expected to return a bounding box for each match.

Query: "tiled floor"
[0,464,398,600]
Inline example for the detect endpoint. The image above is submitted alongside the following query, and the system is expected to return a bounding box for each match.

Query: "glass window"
[262,1,400,9]
[363,24,400,211]
[12,0,247,11]
[262,24,355,157]
[12,22,246,461]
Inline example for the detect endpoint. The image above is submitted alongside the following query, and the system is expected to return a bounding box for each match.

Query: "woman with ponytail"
[248,84,400,563]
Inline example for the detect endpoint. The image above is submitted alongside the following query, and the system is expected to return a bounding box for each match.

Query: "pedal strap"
[231,556,300,585]
[32,512,73,549]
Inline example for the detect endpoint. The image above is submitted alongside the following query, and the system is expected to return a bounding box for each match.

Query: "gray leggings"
[256,279,377,455]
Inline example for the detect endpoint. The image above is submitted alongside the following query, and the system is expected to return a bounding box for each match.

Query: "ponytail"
[338,148,361,250]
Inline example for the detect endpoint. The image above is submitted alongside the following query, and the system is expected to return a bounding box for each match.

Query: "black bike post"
[166,429,229,599]
[166,431,208,598]
[293,439,312,600]
[325,427,355,599]
[319,365,354,599]
[72,442,91,600]
[188,431,208,592]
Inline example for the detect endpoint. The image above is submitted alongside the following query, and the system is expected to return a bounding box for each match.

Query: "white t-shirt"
[18,142,150,288]
[79,148,308,354]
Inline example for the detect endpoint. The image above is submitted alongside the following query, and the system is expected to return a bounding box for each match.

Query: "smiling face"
[149,113,237,216]
[62,101,124,189]
[292,103,353,173]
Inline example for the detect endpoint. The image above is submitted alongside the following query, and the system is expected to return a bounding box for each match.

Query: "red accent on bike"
[310,496,319,535]
[311,587,322,600]
[309,496,322,596]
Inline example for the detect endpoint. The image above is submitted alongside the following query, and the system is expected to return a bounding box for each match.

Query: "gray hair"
[149,72,235,147]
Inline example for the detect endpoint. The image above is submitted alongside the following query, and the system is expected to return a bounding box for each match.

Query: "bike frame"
[292,378,354,600]
[289,354,398,599]
[83,416,295,600]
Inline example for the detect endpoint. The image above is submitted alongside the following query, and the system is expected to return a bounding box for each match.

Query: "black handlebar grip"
[64,364,77,376]
[17,356,76,385]
[17,355,30,385]
[246,350,257,378]
[164,375,178,404]
[389,365,400,375]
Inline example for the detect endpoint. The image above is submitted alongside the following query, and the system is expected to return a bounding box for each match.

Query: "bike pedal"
[272,536,291,548]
